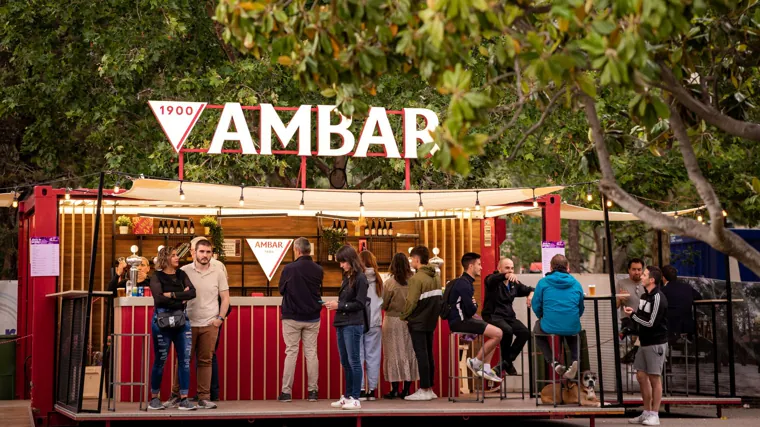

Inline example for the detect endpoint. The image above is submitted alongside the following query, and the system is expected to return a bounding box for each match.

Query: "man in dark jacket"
[624,266,668,426]
[400,246,442,401]
[446,253,503,383]
[661,265,701,341]
[483,257,534,376]
[277,237,324,403]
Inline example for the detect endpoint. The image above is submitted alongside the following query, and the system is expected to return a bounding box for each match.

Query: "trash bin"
[0,335,16,400]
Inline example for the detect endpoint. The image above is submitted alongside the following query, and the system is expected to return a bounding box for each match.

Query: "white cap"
[190,236,209,250]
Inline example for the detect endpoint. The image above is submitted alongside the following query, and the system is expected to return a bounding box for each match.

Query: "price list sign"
[30,237,60,277]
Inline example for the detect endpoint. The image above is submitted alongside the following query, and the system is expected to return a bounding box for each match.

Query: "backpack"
[439,280,455,319]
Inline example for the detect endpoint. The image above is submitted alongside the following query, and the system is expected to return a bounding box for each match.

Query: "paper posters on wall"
[0,280,18,335]
[30,237,60,277]
[223,239,241,258]
[541,241,565,277]
[246,239,293,281]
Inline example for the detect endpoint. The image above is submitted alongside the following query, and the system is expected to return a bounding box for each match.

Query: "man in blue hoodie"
[531,254,585,380]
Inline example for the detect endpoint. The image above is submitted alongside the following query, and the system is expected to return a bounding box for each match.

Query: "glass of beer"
[589,284,596,296]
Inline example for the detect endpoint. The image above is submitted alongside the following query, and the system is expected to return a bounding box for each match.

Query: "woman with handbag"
[148,246,197,410]
[323,245,368,410]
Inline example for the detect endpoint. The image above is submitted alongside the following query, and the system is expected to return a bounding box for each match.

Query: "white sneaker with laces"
[467,358,484,377]
[331,395,347,408]
[427,389,438,399]
[564,361,579,380]
[629,412,649,424]
[483,368,503,383]
[642,413,660,426]
[342,397,361,410]
[404,389,432,401]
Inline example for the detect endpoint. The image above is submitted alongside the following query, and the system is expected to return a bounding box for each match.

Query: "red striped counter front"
[113,297,453,402]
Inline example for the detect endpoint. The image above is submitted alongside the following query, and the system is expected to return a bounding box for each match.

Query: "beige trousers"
[281,319,320,394]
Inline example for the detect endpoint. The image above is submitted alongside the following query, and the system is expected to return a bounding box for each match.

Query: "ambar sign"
[149,101,440,159]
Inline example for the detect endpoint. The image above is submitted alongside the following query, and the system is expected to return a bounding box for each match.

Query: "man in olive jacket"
[400,246,442,401]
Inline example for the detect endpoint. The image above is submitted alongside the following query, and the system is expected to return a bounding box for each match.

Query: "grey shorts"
[634,344,667,375]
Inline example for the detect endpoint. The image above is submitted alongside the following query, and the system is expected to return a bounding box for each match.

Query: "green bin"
[0,335,16,400]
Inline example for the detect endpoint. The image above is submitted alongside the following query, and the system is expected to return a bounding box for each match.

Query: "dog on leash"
[540,371,601,407]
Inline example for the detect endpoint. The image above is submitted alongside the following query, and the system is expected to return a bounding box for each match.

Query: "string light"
[65,188,71,200]
[179,181,185,201]
[113,180,120,194]
[359,192,365,214]
[722,210,728,217]
[12,191,18,208]
[697,212,703,222]
[418,192,425,213]
[606,200,613,208]
[239,184,245,207]
[532,188,538,208]
[299,190,305,210]
[587,193,593,202]
[475,191,481,211]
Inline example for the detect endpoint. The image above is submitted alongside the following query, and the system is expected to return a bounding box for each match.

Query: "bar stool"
[108,332,150,411]
[448,332,486,402]
[532,332,581,407]
[664,334,692,396]
[498,347,526,400]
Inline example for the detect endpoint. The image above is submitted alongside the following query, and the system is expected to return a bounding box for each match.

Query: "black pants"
[533,322,579,364]
[487,316,530,365]
[409,329,435,389]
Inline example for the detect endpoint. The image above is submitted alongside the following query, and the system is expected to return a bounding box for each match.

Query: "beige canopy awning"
[115,178,564,215]
[486,202,704,221]
[0,192,15,208]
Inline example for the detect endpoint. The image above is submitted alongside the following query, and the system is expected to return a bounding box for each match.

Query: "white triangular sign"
[148,101,208,152]
[246,239,293,281]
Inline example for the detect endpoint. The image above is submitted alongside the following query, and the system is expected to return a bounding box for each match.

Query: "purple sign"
[30,236,60,277]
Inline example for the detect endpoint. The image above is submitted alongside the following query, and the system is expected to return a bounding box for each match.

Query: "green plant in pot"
[200,216,217,236]
[321,226,346,261]
[116,215,131,235]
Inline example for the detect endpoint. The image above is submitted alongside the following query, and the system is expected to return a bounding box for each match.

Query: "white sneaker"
[404,389,432,401]
[467,358,484,377]
[342,397,361,410]
[564,361,579,380]
[629,413,648,424]
[331,395,347,408]
[642,414,660,426]
[553,362,567,376]
[427,389,438,399]
[483,368,503,383]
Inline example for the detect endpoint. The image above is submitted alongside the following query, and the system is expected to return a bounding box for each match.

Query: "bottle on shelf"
[364,221,370,236]
[189,219,195,235]
[158,220,164,235]
[176,221,182,235]
[381,220,388,236]
[169,220,175,234]
[388,222,394,236]
[370,219,377,236]
[332,220,337,230]
[342,221,348,234]
[183,220,188,235]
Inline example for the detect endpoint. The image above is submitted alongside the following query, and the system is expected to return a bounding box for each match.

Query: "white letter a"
[209,103,256,154]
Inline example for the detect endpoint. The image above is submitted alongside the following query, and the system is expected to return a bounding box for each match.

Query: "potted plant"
[116,215,131,234]
[200,216,217,236]
[208,222,226,262]
[321,226,346,261]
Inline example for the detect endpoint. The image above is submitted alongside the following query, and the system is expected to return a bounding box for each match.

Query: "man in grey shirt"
[617,258,645,363]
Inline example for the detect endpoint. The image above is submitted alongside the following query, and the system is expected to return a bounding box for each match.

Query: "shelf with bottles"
[323,219,396,238]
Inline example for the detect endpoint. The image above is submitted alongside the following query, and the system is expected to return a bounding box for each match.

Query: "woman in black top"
[323,245,368,410]
[147,246,196,411]
[108,256,151,295]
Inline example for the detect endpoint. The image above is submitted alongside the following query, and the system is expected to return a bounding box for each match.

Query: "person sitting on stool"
[531,254,584,379]
[482,257,534,377]
[445,252,503,383]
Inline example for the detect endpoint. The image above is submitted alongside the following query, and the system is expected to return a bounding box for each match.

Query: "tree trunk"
[567,220,582,273]
[649,231,671,267]
[593,226,605,273]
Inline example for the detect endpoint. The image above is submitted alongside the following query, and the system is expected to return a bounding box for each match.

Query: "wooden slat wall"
[423,213,482,303]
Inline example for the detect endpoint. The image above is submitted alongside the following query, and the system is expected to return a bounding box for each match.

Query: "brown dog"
[540,371,601,407]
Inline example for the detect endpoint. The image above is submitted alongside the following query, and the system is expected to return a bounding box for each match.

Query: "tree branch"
[506,86,565,161]
[312,157,331,176]
[656,66,760,141]
[354,172,382,189]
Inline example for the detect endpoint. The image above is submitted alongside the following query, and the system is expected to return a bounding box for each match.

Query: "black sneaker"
[197,399,217,409]
[505,362,519,376]
[308,390,318,402]
[177,398,197,411]
[148,397,165,410]
[278,393,292,402]
[366,389,376,401]
[189,396,199,403]
[383,390,399,400]
[163,394,181,409]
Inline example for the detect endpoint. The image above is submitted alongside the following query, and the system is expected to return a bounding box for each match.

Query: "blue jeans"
[336,325,363,399]
[151,309,192,396]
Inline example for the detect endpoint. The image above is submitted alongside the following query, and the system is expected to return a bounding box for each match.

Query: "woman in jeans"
[323,245,368,410]
[147,246,197,410]
[359,250,383,401]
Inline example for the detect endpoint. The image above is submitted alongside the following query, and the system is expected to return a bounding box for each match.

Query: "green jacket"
[400,265,442,332]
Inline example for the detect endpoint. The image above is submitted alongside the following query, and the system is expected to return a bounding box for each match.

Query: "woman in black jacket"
[323,245,368,410]
[147,246,197,411]
[108,256,151,295]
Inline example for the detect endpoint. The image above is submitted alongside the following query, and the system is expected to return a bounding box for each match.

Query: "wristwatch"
[216,315,225,322]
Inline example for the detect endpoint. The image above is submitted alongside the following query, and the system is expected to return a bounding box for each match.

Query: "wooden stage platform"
[57,394,622,425]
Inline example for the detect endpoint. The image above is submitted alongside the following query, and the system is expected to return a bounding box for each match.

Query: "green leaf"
[320,88,336,98]
[650,97,670,119]
[591,20,617,35]
[576,74,597,97]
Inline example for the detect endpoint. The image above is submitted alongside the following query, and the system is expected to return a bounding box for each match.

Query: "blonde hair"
[156,246,177,271]
[360,250,383,296]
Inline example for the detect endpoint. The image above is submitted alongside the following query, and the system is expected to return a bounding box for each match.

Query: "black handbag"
[156,309,186,329]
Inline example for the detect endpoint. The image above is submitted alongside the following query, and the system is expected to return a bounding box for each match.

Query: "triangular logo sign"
[148,101,207,152]
[246,239,293,281]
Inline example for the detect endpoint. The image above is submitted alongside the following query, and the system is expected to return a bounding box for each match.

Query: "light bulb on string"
[587,193,593,202]
[239,184,245,207]
[299,190,305,210]
[722,210,728,217]
[475,191,481,211]
[418,192,425,213]
[179,181,185,201]
[606,200,613,208]
[65,187,71,200]
[113,179,120,194]
[359,192,365,214]
[12,191,19,208]
[697,213,703,222]
[532,188,538,208]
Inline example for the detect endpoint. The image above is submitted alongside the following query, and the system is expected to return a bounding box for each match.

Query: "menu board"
[30,237,60,277]
[541,241,565,277]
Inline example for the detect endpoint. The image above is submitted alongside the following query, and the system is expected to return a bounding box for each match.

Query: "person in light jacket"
[359,250,383,401]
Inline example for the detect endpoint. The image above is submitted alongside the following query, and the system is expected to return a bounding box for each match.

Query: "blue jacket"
[446,273,478,324]
[532,271,584,335]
